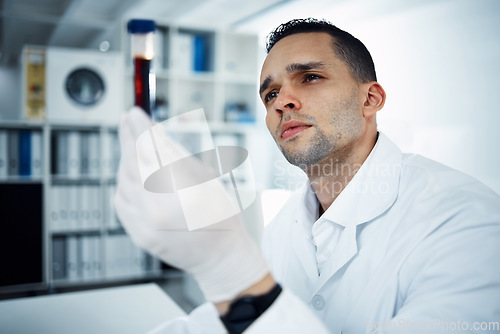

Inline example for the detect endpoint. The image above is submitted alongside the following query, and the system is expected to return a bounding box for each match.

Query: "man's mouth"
[280,120,312,140]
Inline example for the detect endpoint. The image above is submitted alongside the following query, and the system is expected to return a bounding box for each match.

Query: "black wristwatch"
[220,283,282,334]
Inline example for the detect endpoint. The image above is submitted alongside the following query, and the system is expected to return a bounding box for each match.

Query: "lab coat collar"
[319,132,403,228]
[292,133,403,291]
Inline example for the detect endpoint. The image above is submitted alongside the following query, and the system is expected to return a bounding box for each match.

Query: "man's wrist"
[215,273,276,315]
[218,274,281,334]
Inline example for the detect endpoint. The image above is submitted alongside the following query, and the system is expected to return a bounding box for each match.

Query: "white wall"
[356,0,500,194]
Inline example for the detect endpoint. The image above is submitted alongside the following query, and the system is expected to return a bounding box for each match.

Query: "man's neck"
[307,161,359,214]
[306,132,378,214]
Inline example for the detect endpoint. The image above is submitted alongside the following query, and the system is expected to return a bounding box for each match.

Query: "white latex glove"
[113,107,269,303]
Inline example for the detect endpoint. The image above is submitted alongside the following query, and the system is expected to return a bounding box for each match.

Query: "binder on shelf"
[101,132,111,177]
[80,132,90,176]
[18,130,32,177]
[80,185,91,230]
[105,234,148,279]
[88,132,100,177]
[90,185,103,229]
[111,132,120,176]
[193,35,208,72]
[58,185,69,231]
[105,184,117,229]
[24,47,46,120]
[50,185,60,232]
[86,185,94,230]
[80,236,92,280]
[118,236,128,278]
[104,184,112,229]
[52,236,67,280]
[144,253,155,273]
[105,235,117,279]
[177,33,194,73]
[0,130,7,179]
[102,131,119,178]
[128,237,142,277]
[67,131,80,178]
[68,185,80,231]
[66,235,79,281]
[133,241,147,277]
[7,130,19,176]
[53,131,69,176]
[153,26,167,71]
[90,236,102,279]
[31,130,43,178]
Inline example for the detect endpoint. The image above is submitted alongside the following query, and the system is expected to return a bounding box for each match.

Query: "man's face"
[260,32,365,168]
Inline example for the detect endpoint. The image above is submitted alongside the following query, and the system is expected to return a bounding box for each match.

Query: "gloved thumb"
[119,106,154,148]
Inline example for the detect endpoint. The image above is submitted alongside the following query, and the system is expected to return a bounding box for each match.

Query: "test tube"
[127,19,156,116]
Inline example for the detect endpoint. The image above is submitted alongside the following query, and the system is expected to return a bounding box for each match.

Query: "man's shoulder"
[399,153,500,215]
[403,153,492,189]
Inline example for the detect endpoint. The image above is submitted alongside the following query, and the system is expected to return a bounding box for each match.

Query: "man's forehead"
[260,33,335,78]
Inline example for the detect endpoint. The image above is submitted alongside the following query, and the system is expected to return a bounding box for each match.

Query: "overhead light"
[99,41,111,52]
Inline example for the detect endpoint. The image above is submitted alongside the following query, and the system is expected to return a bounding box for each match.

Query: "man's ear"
[362,82,386,118]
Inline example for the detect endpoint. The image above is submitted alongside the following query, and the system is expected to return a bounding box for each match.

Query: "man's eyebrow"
[286,61,325,74]
[259,76,272,95]
[259,62,326,96]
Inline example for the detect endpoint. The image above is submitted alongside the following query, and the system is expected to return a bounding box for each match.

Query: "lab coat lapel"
[311,133,402,294]
[291,185,322,284]
[313,225,358,291]
[291,221,321,283]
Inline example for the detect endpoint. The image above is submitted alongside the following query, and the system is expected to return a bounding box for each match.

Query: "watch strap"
[220,283,282,334]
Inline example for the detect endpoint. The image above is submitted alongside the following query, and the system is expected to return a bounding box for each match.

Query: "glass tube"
[127,19,156,116]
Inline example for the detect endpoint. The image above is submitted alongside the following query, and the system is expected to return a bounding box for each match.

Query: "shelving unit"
[0,122,162,294]
[0,121,45,292]
[0,21,262,295]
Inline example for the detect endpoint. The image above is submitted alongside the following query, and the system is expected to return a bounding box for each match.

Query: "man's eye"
[265,90,278,103]
[304,74,321,82]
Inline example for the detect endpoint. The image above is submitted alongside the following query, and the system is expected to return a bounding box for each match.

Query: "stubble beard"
[278,88,361,172]
[280,128,332,168]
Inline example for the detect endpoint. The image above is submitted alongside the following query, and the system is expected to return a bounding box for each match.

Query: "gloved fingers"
[118,107,157,168]
[118,107,148,149]
[114,174,141,212]
[117,111,154,190]
[115,154,144,202]
[117,114,142,173]
[126,106,154,139]
[113,188,156,245]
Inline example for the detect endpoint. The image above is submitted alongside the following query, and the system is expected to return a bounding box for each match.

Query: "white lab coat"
[148,133,500,334]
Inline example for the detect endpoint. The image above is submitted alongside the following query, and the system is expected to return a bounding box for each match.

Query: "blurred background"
[0,0,499,319]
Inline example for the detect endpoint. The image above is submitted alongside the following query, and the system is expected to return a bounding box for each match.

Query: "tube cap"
[128,19,156,33]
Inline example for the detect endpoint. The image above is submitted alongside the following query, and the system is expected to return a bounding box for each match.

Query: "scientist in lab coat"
[114,18,500,334]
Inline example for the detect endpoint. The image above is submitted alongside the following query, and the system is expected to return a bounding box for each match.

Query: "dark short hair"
[266,18,377,83]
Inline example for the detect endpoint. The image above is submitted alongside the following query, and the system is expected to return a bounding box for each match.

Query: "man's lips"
[280,120,312,140]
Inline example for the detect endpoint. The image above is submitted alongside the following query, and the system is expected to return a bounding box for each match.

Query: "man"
[115,18,500,333]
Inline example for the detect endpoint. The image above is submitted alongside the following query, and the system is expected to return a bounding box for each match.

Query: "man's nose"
[274,84,301,113]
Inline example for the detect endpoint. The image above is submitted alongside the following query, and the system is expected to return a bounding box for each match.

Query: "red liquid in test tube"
[128,19,156,116]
